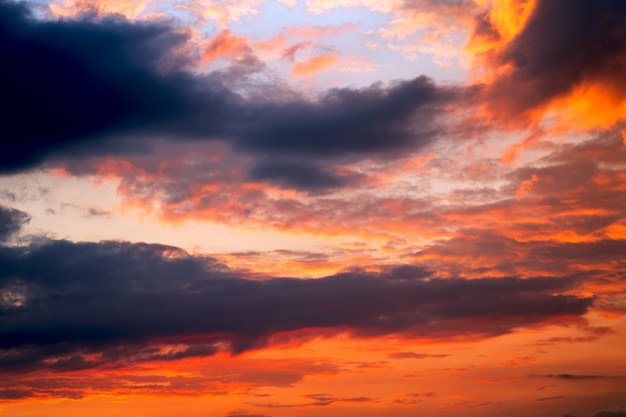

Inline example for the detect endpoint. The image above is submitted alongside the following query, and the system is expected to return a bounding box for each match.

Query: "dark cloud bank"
[483,0,626,116]
[4,0,626,191]
[0,206,591,372]
[0,0,460,191]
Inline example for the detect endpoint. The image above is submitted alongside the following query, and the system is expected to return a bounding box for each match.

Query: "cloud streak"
[0,224,592,373]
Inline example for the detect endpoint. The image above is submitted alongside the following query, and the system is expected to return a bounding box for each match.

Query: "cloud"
[533,326,613,346]
[282,41,312,61]
[407,127,626,284]
[541,374,609,380]
[249,393,376,408]
[0,388,34,400]
[594,413,626,417]
[302,393,374,406]
[0,0,465,192]
[0,234,593,373]
[174,0,267,27]
[393,391,436,405]
[49,124,625,249]
[203,30,254,63]
[48,0,270,27]
[0,0,231,172]
[379,0,479,64]
[248,158,363,191]
[475,0,626,127]
[532,396,564,402]
[292,54,339,75]
[231,75,461,163]
[48,0,154,20]
[0,356,340,401]
[387,351,448,359]
[0,205,29,242]
[227,414,272,417]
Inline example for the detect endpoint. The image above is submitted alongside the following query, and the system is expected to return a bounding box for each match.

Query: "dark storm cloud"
[233,76,455,158]
[0,0,459,191]
[485,0,626,115]
[248,159,362,191]
[0,232,591,373]
[0,205,29,242]
[0,0,237,172]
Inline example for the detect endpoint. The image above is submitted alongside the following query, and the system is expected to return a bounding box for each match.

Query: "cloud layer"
[0,214,591,373]
[0,0,463,193]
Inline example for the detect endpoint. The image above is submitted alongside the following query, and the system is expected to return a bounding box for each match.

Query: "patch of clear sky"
[27,0,469,87]
[227,1,469,88]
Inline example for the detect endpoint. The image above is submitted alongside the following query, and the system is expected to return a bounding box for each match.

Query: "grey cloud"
[0,236,591,373]
[0,0,461,192]
[248,159,362,191]
[0,205,29,242]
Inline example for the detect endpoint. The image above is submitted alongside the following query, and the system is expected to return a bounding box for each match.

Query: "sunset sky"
[1,0,626,416]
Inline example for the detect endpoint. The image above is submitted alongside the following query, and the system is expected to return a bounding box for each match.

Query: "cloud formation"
[1,1,626,415]
[475,0,626,127]
[0,220,591,373]
[0,205,29,242]
[0,0,461,193]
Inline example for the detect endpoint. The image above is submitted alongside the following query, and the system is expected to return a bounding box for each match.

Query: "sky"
[1,0,626,416]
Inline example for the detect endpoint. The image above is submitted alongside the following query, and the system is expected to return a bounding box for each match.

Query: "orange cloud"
[48,0,266,28]
[5,2,626,417]
[48,0,153,19]
[256,34,290,52]
[203,30,252,63]
[466,1,626,131]
[549,80,626,130]
[468,0,536,57]
[379,0,480,64]
[515,174,538,200]
[292,54,340,76]
[47,127,626,283]
[0,353,340,403]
